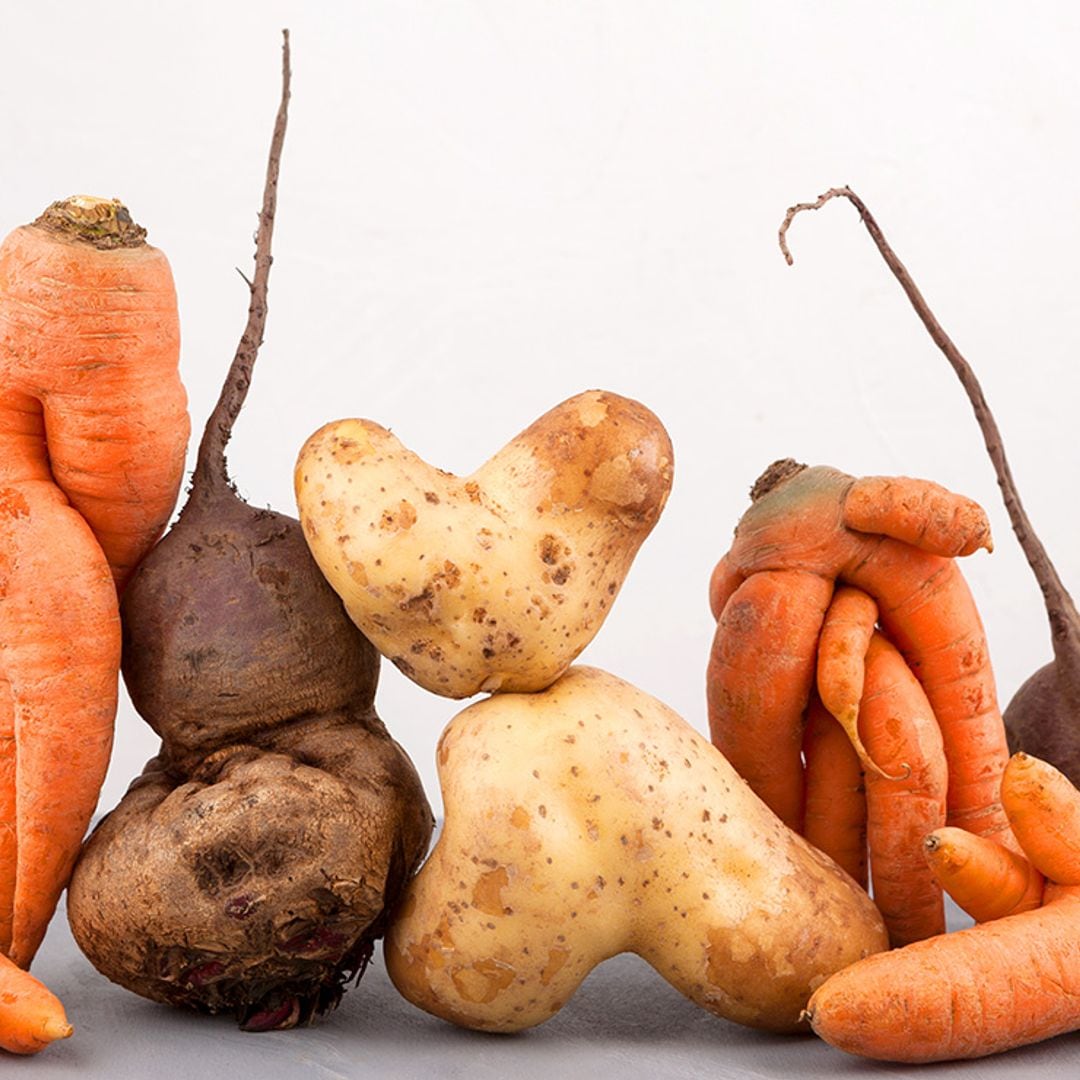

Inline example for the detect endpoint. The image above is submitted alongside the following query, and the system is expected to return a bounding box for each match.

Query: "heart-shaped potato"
[295,391,672,698]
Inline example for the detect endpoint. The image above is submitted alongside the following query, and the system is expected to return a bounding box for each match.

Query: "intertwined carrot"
[707,568,833,831]
[802,697,867,889]
[859,632,947,945]
[709,461,1010,845]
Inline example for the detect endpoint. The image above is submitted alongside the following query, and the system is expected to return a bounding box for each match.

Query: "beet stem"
[779,186,1080,687]
[190,29,292,499]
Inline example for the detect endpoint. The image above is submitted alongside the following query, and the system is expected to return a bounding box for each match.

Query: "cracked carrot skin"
[717,462,1011,846]
[1002,753,1080,885]
[808,884,1080,1062]
[860,633,947,946]
[0,951,72,1055]
[924,826,1043,922]
[802,697,867,889]
[843,474,992,557]
[706,568,833,833]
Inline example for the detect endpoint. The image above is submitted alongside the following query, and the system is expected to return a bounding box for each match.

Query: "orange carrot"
[815,586,882,774]
[843,474,992,557]
[714,461,1012,846]
[806,884,1080,1062]
[802,696,867,888]
[0,484,119,967]
[707,568,833,832]
[806,751,1080,1062]
[0,197,188,592]
[859,632,947,946]
[708,551,743,620]
[0,199,185,967]
[1002,752,1080,885]
[923,826,1043,922]
[0,952,72,1055]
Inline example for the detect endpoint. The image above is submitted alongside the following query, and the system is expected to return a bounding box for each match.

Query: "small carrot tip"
[41,1018,73,1042]
[924,833,940,852]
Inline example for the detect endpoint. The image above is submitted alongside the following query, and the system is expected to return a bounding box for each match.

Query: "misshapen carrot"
[0,199,184,967]
[923,827,1043,922]
[706,568,833,832]
[0,952,71,1055]
[0,483,119,967]
[802,696,867,889]
[0,198,188,592]
[807,884,1080,1062]
[843,475,992,557]
[859,632,947,946]
[808,752,1080,1062]
[1002,752,1080,885]
[714,461,1012,846]
[815,586,882,775]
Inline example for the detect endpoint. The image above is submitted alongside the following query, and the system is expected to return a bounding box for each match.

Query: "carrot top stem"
[189,29,291,501]
[31,195,147,249]
[779,185,1080,694]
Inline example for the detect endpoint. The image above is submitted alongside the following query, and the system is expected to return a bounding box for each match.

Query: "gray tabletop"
[24,896,1080,1079]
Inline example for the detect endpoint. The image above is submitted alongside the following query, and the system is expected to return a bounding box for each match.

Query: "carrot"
[706,568,833,832]
[923,827,1043,922]
[0,198,184,967]
[0,197,188,592]
[0,484,119,967]
[806,884,1080,1062]
[859,632,947,945]
[815,586,883,775]
[0,952,72,1055]
[806,752,1080,1062]
[842,474,992,557]
[1002,752,1080,885]
[708,551,743,621]
[715,461,1012,846]
[802,696,867,888]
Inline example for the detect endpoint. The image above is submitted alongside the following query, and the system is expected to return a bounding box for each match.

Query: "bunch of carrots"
[0,198,188,1052]
[707,462,1080,1059]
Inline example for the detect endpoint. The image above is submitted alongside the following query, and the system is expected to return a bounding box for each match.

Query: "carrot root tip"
[41,1018,73,1042]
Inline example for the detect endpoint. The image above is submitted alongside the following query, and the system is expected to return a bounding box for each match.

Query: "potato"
[295,391,672,698]
[385,666,888,1032]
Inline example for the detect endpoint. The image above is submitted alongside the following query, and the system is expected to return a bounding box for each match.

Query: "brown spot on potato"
[452,958,515,1004]
[539,534,560,565]
[472,866,510,916]
[424,491,440,504]
[540,947,570,986]
[464,481,482,504]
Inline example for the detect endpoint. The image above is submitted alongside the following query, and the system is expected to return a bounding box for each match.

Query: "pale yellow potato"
[294,391,672,698]
[385,666,888,1033]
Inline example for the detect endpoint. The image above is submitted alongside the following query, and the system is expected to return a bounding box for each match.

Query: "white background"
[4,0,1078,820]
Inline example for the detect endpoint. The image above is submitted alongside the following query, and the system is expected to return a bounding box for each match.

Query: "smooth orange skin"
[802,697,867,889]
[0,952,72,1055]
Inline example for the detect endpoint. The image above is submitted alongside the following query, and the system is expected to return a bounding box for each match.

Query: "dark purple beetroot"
[67,33,433,1027]
[781,186,1080,785]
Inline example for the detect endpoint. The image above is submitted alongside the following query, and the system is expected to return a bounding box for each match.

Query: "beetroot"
[780,185,1080,785]
[67,33,433,1028]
